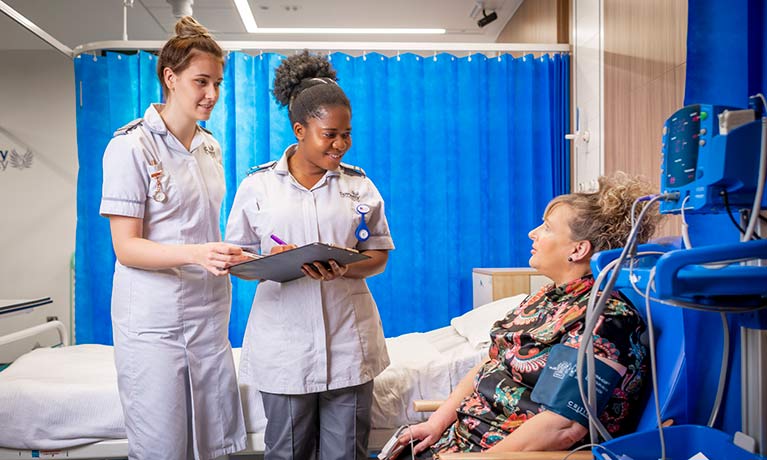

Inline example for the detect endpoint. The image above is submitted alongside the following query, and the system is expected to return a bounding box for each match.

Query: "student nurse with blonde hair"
[100,16,247,460]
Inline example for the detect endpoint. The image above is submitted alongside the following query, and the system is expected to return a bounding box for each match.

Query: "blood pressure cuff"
[530,344,622,427]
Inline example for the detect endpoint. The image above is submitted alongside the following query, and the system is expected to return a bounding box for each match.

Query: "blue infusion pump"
[660,103,765,214]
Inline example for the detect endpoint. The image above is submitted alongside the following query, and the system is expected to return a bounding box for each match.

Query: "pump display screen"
[664,105,700,188]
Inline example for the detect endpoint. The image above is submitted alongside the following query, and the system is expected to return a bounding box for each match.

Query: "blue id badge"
[530,343,622,427]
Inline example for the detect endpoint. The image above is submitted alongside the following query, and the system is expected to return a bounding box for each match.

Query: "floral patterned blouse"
[431,275,648,454]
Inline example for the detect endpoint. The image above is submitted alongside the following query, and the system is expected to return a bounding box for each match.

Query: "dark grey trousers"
[260,381,374,460]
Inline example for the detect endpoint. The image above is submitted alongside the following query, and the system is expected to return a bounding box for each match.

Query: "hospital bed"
[0,295,527,459]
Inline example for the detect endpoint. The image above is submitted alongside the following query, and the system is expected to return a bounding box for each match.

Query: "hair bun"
[273,50,337,107]
[174,16,212,40]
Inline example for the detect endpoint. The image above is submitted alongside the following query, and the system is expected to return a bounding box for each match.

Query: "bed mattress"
[0,326,486,450]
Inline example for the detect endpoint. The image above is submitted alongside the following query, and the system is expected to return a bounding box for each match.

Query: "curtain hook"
[259,49,263,60]
[397,50,401,62]
[363,50,367,61]
[497,51,501,62]
[433,50,437,62]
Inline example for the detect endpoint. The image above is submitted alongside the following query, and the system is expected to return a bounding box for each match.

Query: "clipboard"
[228,242,370,283]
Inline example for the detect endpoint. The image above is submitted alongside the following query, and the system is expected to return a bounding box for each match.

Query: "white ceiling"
[0,0,523,52]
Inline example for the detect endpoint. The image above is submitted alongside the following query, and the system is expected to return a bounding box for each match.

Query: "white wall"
[0,50,77,340]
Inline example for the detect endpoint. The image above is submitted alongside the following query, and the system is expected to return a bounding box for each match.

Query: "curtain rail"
[0,0,73,59]
[73,40,570,57]
[2,0,570,60]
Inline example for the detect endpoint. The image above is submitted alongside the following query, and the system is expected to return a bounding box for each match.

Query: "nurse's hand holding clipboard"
[301,258,348,281]
[269,234,348,281]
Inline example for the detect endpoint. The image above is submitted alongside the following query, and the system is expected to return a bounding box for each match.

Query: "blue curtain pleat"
[74,51,570,344]
[455,56,485,312]
[74,55,113,345]
[422,54,451,327]
[487,55,511,268]
[138,53,161,111]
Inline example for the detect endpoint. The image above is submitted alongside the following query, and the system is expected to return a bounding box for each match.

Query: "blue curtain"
[74,52,161,344]
[682,0,766,434]
[74,51,570,346]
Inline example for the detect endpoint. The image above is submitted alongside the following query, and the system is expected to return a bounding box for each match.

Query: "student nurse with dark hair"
[226,51,395,460]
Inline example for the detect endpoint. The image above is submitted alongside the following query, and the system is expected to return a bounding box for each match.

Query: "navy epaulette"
[247,160,277,175]
[339,162,366,177]
[113,118,143,137]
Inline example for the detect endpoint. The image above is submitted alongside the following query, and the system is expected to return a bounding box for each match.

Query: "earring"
[567,256,573,262]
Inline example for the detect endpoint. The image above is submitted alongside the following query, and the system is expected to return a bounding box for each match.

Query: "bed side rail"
[0,320,69,351]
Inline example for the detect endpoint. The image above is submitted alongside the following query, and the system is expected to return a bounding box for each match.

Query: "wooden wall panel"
[497,0,568,43]
[604,0,687,236]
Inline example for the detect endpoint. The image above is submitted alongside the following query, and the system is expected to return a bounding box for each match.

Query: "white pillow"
[450,294,529,349]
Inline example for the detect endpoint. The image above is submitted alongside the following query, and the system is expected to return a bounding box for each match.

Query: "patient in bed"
[393,173,661,458]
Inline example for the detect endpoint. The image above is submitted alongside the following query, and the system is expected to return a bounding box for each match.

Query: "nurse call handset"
[377,425,412,460]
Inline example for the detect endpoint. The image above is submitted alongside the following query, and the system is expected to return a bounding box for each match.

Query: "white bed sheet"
[0,345,123,449]
[371,326,487,428]
[0,327,486,450]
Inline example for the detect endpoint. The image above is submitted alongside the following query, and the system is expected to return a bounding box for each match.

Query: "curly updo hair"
[546,172,662,253]
[157,16,224,97]
[273,50,351,126]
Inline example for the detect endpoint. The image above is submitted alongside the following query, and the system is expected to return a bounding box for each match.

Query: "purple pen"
[270,234,288,245]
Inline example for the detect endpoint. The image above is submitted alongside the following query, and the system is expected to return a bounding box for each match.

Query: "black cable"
[721,189,761,239]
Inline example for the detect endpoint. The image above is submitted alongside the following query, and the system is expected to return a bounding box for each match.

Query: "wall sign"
[0,149,34,171]
[0,128,35,172]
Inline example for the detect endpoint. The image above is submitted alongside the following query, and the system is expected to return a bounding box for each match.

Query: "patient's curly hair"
[273,50,350,126]
[546,173,662,253]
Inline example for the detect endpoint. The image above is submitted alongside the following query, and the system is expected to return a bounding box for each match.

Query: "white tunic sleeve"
[357,179,395,251]
[99,134,149,219]
[225,178,261,253]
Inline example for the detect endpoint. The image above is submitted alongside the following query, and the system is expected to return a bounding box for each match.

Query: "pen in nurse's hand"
[270,234,288,246]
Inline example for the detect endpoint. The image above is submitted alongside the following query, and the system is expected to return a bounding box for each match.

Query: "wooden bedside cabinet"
[472,268,551,308]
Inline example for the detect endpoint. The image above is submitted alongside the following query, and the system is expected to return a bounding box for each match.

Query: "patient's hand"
[394,420,444,456]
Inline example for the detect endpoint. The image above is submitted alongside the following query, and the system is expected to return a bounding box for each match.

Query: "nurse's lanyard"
[355,204,371,241]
